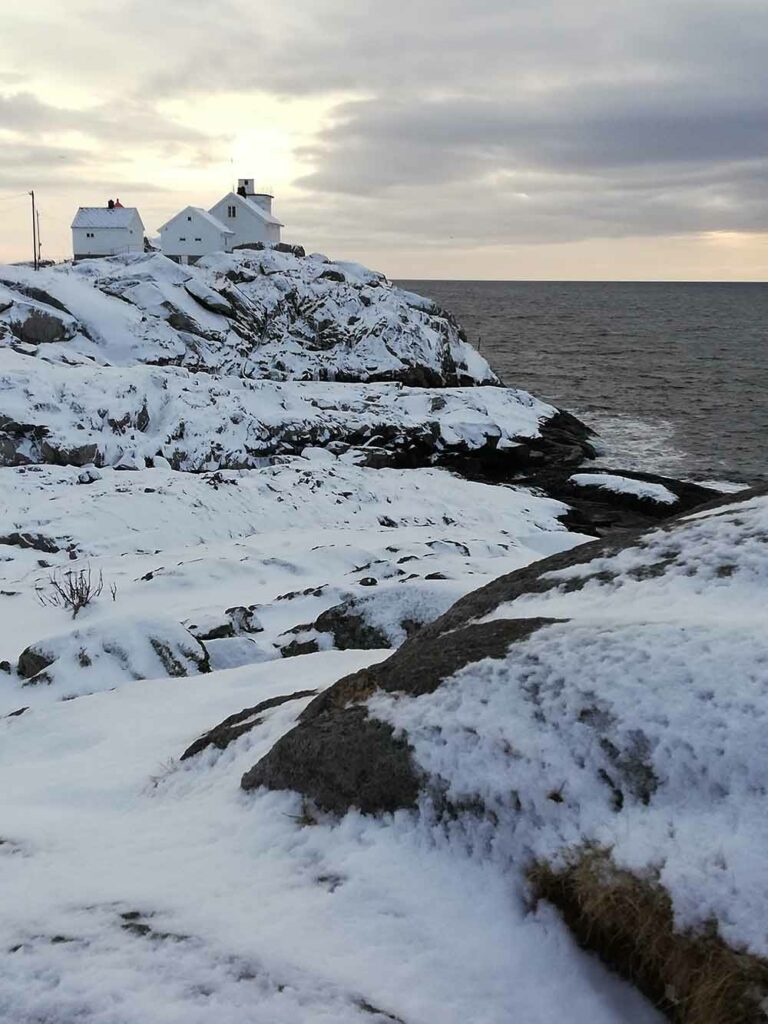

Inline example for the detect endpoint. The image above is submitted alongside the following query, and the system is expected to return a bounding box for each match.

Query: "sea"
[399,280,767,486]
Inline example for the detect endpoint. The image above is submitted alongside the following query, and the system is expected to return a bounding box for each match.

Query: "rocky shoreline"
[1,249,763,1024]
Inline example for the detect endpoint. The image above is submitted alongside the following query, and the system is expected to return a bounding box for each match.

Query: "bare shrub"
[36,566,104,618]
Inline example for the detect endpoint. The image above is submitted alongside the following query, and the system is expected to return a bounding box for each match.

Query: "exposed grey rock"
[241,706,421,815]
[12,310,69,345]
[181,689,318,761]
[0,532,61,554]
[183,280,234,317]
[40,441,99,467]
[17,646,54,680]
[244,618,556,814]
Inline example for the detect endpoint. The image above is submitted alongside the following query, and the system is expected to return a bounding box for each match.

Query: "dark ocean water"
[399,280,768,485]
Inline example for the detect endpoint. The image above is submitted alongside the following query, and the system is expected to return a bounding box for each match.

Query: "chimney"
[108,199,115,209]
[238,177,273,213]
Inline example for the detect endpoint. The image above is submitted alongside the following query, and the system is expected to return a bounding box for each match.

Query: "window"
[86,231,95,238]
[227,205,236,217]
[194,237,202,242]
[187,216,192,222]
[179,236,186,241]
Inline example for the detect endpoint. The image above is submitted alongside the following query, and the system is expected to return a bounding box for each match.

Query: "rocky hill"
[0,248,749,1024]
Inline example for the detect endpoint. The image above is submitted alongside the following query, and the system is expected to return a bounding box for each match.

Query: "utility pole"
[36,206,42,267]
[29,190,38,270]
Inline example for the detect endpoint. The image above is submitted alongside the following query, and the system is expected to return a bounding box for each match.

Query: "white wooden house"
[71,206,145,262]
[159,177,283,263]
[157,206,234,265]
[208,178,283,249]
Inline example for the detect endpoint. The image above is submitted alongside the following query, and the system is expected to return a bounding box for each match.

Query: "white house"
[157,206,234,265]
[208,178,283,249]
[71,205,145,262]
[158,177,284,263]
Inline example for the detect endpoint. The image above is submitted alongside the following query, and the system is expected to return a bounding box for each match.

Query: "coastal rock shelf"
[0,248,746,1024]
[0,251,602,479]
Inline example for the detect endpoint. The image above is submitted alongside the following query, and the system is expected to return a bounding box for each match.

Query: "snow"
[1,250,498,386]
[0,459,582,681]
[370,490,768,959]
[71,207,142,229]
[0,250,669,1022]
[0,348,555,470]
[569,472,678,504]
[0,654,659,1024]
[15,614,209,697]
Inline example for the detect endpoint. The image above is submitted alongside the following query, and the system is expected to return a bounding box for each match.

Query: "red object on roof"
[114,198,124,208]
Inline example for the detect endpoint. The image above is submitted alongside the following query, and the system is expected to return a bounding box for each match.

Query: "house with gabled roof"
[71,204,145,262]
[158,177,284,264]
[158,206,235,266]
[208,178,283,249]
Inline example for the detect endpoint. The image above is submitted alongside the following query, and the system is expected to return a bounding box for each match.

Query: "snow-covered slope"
[246,486,768,1020]
[0,450,670,1023]
[0,249,496,386]
[0,457,584,703]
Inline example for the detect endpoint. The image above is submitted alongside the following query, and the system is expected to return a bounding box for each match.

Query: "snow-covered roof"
[71,207,144,230]
[158,206,235,235]
[217,192,284,227]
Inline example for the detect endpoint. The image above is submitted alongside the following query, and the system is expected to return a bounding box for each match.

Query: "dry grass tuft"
[529,847,768,1024]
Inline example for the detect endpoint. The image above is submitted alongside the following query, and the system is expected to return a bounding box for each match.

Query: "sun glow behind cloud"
[1,0,767,278]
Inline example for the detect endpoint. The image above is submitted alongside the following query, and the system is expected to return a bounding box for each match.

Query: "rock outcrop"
[0,249,499,387]
[242,485,768,1021]
[16,615,210,695]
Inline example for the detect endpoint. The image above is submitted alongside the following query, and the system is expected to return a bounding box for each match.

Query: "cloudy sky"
[1,0,767,278]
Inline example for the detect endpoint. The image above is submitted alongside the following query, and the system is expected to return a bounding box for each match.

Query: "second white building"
[159,178,284,264]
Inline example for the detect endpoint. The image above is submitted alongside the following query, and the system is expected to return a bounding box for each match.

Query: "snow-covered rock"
[278,579,466,656]
[15,615,210,696]
[0,347,592,474]
[244,485,768,1018]
[0,250,498,387]
[569,472,677,504]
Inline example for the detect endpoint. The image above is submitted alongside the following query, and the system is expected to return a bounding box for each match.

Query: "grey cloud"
[0,92,226,158]
[3,0,768,255]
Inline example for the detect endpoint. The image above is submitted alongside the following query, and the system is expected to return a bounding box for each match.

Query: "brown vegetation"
[529,848,768,1024]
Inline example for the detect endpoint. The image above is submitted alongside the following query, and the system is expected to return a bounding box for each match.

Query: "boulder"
[183,279,234,317]
[12,309,70,344]
[17,615,210,694]
[278,580,465,656]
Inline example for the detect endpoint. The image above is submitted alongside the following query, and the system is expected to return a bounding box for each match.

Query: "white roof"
[71,207,144,230]
[158,206,234,235]
[215,192,284,227]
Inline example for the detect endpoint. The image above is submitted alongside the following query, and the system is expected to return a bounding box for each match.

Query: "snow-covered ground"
[368,490,768,958]
[0,652,659,1024]
[0,454,669,1022]
[2,250,718,1022]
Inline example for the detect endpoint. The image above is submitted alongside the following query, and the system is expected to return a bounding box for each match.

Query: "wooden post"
[29,190,37,270]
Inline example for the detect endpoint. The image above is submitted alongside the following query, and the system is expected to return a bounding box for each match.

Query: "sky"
[1,0,767,279]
